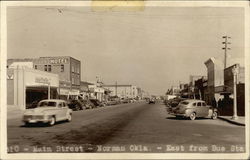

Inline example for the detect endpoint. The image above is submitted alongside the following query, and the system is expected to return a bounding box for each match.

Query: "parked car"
[148,99,156,104]
[23,99,72,126]
[171,99,218,120]
[106,100,118,106]
[121,98,130,103]
[79,99,93,109]
[67,99,85,111]
[89,99,105,107]
[166,98,187,113]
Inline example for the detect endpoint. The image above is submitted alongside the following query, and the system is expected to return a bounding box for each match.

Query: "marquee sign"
[35,77,50,84]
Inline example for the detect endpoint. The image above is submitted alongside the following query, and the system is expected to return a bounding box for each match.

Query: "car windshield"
[180,101,189,105]
[38,101,57,107]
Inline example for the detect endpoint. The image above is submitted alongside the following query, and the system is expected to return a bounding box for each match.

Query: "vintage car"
[23,99,72,126]
[148,99,156,104]
[171,99,218,120]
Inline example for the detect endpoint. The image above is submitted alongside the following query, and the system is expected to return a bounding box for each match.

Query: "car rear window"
[180,101,189,105]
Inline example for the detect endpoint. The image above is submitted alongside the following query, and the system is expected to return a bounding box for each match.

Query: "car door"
[202,102,210,117]
[195,102,204,117]
[61,102,69,119]
[57,102,65,121]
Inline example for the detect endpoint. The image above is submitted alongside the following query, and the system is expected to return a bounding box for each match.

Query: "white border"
[1,1,249,159]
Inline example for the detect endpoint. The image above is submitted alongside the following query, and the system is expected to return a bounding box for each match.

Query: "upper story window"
[34,65,37,69]
[48,65,51,72]
[61,65,64,72]
[44,65,51,72]
[72,65,75,73]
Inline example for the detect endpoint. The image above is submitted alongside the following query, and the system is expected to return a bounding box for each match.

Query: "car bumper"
[23,115,52,123]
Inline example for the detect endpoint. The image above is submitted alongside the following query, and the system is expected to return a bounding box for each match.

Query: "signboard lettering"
[35,77,50,84]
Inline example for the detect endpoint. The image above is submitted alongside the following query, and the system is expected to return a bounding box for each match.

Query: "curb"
[218,116,245,126]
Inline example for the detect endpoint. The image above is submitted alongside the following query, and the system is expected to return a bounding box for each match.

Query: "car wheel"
[67,114,72,122]
[49,117,56,126]
[211,112,218,120]
[190,112,196,120]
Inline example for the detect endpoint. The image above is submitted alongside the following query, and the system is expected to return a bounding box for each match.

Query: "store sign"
[36,58,69,64]
[35,77,50,84]
[49,58,69,64]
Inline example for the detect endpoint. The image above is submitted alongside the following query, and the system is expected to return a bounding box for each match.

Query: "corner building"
[8,56,81,99]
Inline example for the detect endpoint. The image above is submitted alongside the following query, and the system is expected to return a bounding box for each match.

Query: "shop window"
[61,65,64,72]
[44,65,47,71]
[34,65,37,69]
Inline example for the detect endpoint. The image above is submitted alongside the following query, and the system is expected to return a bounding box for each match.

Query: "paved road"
[7,102,245,153]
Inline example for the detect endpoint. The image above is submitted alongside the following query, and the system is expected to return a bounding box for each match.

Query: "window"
[58,103,63,108]
[61,65,64,72]
[34,65,37,69]
[48,65,51,72]
[72,77,75,84]
[197,102,202,106]
[202,102,206,106]
[192,103,197,106]
[44,65,47,71]
[72,65,75,73]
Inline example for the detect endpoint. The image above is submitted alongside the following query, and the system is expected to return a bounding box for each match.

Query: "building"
[217,64,245,116]
[7,56,81,99]
[188,75,204,99]
[7,66,59,110]
[204,57,224,105]
[194,76,207,101]
[102,84,138,99]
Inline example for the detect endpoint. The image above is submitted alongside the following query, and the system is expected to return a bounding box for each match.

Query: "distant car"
[67,99,85,111]
[171,99,218,120]
[23,99,72,126]
[90,99,105,107]
[148,99,156,104]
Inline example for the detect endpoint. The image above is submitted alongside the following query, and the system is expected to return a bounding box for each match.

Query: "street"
[7,101,245,153]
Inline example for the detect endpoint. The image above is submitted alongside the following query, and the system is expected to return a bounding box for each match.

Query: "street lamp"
[232,65,239,120]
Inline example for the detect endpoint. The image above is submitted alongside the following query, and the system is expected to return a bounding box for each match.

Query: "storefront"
[7,67,59,110]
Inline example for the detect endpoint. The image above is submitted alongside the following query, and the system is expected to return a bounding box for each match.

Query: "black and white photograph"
[1,1,249,159]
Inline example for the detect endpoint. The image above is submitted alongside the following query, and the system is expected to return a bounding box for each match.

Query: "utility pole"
[115,81,117,97]
[222,36,231,69]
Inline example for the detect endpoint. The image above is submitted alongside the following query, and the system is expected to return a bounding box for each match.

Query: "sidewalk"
[218,116,245,126]
[7,105,24,120]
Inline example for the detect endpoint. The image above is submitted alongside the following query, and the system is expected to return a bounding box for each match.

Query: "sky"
[7,6,245,95]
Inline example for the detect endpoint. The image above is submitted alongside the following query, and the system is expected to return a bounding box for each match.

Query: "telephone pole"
[115,81,117,97]
[222,36,231,69]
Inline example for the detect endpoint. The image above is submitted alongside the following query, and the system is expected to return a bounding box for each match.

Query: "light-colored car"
[171,99,218,120]
[23,99,72,126]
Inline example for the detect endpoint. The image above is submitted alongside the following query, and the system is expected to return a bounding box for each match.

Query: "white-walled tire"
[67,114,72,122]
[212,112,218,120]
[190,112,196,120]
[49,117,56,126]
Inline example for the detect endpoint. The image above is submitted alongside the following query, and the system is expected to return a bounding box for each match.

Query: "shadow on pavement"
[166,116,212,120]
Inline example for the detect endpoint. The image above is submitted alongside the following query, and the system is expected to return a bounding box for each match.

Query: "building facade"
[204,57,224,105]
[7,67,59,110]
[103,84,138,99]
[8,56,81,99]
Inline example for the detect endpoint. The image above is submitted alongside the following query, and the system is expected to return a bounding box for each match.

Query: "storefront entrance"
[26,86,58,109]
